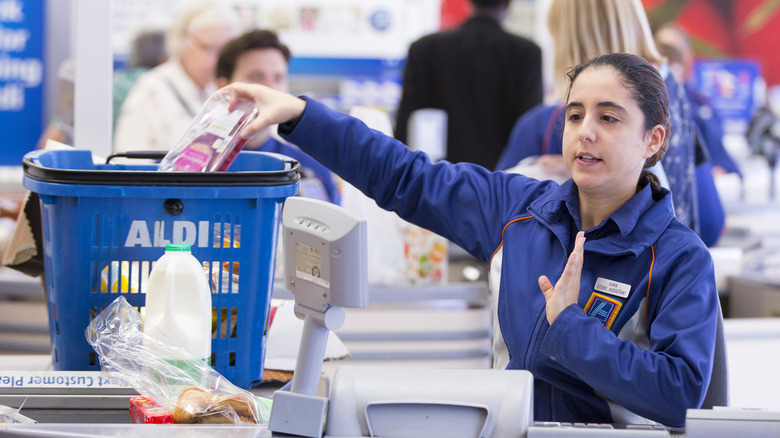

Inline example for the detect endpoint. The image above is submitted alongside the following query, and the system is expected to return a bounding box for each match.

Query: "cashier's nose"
[577,117,597,144]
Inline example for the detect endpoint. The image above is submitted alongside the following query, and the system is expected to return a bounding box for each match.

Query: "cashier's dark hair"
[216,30,291,80]
[566,52,671,192]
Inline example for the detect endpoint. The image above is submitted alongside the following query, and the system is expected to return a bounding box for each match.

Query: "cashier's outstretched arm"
[222,82,306,140]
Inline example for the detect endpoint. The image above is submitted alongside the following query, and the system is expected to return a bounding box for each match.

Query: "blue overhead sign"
[0,0,44,165]
[692,59,761,133]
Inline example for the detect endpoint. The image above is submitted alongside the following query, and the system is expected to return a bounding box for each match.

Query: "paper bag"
[2,191,44,277]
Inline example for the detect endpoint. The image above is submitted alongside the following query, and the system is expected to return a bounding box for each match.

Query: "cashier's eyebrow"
[566,101,629,115]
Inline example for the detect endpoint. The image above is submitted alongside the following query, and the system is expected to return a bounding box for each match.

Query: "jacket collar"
[529,179,676,255]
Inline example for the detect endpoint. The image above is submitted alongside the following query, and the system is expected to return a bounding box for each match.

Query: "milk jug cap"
[165,243,191,252]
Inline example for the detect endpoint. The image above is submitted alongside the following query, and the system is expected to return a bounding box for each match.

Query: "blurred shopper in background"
[655,22,742,177]
[215,29,340,204]
[654,23,737,246]
[394,0,543,170]
[216,30,290,152]
[112,27,168,133]
[113,0,242,153]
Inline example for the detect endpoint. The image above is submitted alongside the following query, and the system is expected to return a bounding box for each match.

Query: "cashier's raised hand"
[222,82,306,140]
[539,231,585,325]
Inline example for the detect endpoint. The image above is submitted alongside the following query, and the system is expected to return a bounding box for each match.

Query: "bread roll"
[172,386,258,424]
[172,386,210,424]
[206,394,257,423]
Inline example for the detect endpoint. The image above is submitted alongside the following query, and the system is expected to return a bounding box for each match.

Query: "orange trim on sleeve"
[646,245,655,319]
[488,215,533,271]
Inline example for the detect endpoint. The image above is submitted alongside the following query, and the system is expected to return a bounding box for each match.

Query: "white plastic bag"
[85,296,271,424]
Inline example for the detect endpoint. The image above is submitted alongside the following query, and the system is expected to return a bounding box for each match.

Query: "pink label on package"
[174,142,214,171]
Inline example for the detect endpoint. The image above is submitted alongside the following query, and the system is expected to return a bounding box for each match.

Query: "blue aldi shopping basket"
[22,149,299,389]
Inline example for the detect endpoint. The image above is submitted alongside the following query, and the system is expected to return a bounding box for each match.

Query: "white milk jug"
[143,243,212,363]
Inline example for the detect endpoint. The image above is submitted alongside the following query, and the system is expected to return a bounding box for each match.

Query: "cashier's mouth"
[577,154,602,163]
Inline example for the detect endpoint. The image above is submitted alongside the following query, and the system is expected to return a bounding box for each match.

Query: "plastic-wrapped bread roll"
[199,394,256,423]
[172,385,258,424]
[172,386,211,423]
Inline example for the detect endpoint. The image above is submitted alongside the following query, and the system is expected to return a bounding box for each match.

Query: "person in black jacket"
[394,0,543,170]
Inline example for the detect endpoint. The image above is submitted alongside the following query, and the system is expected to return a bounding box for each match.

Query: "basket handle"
[105,151,167,164]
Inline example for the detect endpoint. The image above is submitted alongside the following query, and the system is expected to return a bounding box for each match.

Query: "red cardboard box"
[129,396,173,424]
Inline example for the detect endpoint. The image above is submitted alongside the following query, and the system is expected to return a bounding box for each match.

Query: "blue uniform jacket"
[280,98,718,427]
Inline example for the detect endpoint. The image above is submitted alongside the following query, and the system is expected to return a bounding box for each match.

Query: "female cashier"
[224,53,718,428]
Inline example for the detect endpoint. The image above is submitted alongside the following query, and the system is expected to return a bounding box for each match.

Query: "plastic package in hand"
[158,90,258,172]
[85,296,271,424]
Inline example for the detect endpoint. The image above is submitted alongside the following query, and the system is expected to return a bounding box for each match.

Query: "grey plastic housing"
[282,197,368,311]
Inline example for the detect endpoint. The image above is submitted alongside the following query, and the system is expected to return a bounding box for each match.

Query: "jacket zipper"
[523,217,569,371]
[524,311,547,370]
[523,212,570,389]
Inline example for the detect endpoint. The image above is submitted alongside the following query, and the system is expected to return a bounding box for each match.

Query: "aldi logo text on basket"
[125,219,216,248]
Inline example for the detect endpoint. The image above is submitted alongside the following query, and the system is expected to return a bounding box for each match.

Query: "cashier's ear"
[642,124,665,161]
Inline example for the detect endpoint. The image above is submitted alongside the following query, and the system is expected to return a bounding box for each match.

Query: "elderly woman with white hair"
[114,0,243,153]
